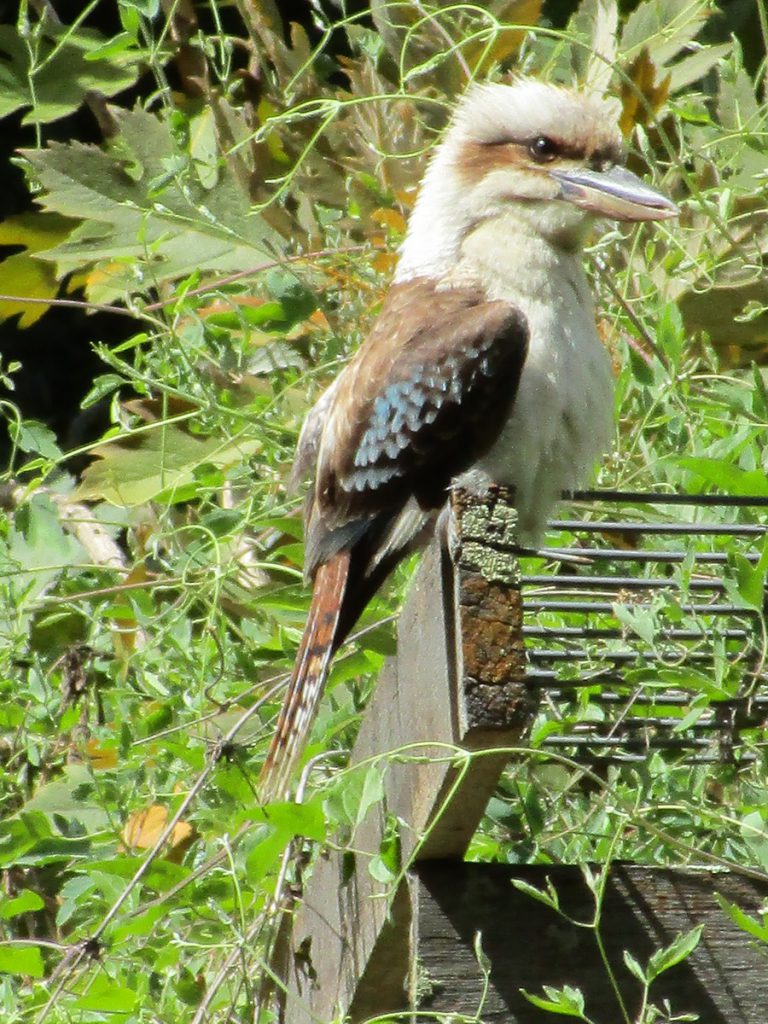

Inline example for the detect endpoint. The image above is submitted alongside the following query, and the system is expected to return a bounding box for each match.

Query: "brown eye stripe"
[454,137,624,183]
[453,139,529,183]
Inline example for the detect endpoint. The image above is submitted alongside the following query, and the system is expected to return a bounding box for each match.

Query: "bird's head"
[396,78,677,279]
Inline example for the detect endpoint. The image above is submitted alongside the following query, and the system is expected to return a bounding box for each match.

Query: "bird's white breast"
[450,216,614,542]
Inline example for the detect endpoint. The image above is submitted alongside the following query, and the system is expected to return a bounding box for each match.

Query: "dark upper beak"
[550,165,679,222]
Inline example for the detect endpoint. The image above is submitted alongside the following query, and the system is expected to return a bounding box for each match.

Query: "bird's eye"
[529,136,559,163]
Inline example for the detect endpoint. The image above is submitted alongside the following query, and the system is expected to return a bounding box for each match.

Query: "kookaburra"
[259,78,677,800]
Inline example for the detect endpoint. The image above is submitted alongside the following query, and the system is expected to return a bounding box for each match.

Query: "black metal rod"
[524,600,759,615]
[539,548,760,565]
[527,669,616,683]
[528,648,727,663]
[536,753,757,765]
[523,626,752,639]
[541,735,711,749]
[526,671,765,689]
[565,490,768,507]
[522,574,727,591]
[547,520,766,536]
[541,690,768,708]
[604,717,764,731]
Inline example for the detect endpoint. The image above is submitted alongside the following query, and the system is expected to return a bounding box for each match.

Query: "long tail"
[259,550,351,802]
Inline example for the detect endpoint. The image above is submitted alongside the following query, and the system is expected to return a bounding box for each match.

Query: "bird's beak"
[550,165,678,222]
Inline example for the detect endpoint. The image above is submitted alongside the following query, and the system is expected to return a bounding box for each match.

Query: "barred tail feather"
[259,550,351,802]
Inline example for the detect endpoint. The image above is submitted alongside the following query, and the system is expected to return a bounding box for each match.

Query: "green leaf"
[368,818,400,884]
[647,924,703,981]
[0,889,45,919]
[656,302,685,371]
[621,0,711,67]
[24,107,283,299]
[10,419,63,460]
[73,982,139,1013]
[76,424,260,506]
[715,893,768,944]
[732,552,765,611]
[511,876,561,912]
[679,457,768,497]
[24,764,110,832]
[667,42,731,91]
[627,343,655,386]
[355,763,386,827]
[252,799,327,842]
[612,602,657,645]
[0,945,44,977]
[0,26,142,124]
[623,949,647,984]
[6,493,84,613]
[244,828,289,884]
[521,984,585,1016]
[109,904,166,942]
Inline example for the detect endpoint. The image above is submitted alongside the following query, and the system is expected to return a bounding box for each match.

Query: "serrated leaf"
[10,419,62,460]
[76,424,260,506]
[619,49,671,134]
[7,493,84,610]
[0,26,142,124]
[668,42,731,92]
[718,64,761,133]
[521,984,585,1016]
[24,107,283,300]
[621,0,712,68]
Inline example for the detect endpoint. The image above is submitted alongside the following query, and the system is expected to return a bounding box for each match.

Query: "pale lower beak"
[550,165,679,222]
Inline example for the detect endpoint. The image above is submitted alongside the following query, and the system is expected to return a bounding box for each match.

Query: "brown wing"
[261,280,528,797]
[302,277,529,574]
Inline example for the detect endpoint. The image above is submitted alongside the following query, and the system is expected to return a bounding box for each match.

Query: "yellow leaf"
[463,0,542,72]
[371,207,407,236]
[122,804,195,863]
[111,562,149,659]
[0,213,77,327]
[85,739,118,770]
[0,212,76,251]
[372,252,398,275]
[0,252,58,328]
[620,49,671,135]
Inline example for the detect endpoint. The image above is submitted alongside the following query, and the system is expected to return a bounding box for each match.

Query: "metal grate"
[521,492,768,767]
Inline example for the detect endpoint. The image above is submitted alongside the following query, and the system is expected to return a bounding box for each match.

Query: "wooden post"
[283,488,535,1023]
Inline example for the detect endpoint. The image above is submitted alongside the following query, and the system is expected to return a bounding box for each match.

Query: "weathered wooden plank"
[283,489,533,1023]
[414,862,768,1023]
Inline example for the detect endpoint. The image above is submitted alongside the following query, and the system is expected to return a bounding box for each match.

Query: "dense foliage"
[0,1,767,1021]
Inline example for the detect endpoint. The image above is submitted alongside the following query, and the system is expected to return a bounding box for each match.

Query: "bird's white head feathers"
[396,79,626,281]
[448,79,621,150]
